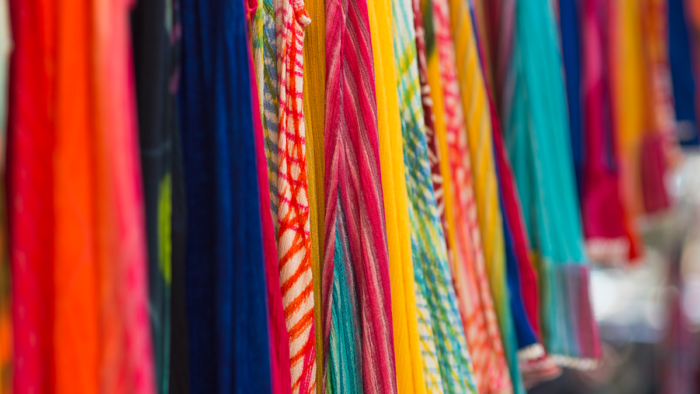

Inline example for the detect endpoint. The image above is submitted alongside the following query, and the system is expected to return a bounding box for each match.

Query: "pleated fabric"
[299,0,326,386]
[55,0,98,392]
[505,0,601,367]
[274,0,318,391]
[248,11,292,394]
[442,2,523,392]
[0,1,8,387]
[8,0,55,391]
[179,0,273,389]
[92,0,156,389]
[413,0,480,392]
[431,0,513,391]
[669,0,699,146]
[367,0,424,392]
[322,0,397,390]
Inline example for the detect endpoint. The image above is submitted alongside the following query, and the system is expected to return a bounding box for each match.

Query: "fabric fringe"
[586,237,630,266]
[517,343,545,361]
[549,355,601,371]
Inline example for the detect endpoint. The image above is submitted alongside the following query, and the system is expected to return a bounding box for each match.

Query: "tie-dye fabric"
[411,0,479,392]
[322,0,397,391]
[274,0,318,391]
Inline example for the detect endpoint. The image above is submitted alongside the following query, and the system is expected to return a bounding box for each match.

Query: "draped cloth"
[638,0,676,214]
[413,0,479,391]
[249,6,292,393]
[8,0,55,391]
[367,0,425,391]
[322,0,397,390]
[578,0,630,264]
[274,0,318,391]
[92,0,157,389]
[0,6,9,388]
[432,0,513,391]
[440,2,523,392]
[299,0,326,386]
[179,0,273,390]
[502,0,601,367]
[669,0,699,147]
[131,0,184,389]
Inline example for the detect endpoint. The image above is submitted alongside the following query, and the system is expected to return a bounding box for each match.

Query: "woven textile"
[430,0,513,391]
[669,0,699,146]
[322,0,397,390]
[367,0,426,391]
[249,9,292,393]
[442,2,523,392]
[413,0,480,391]
[0,3,8,389]
[504,0,601,366]
[274,0,318,391]
[299,0,326,386]
[179,0,273,389]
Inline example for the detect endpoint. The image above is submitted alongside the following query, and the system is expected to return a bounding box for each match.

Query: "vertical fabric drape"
[322,0,398,389]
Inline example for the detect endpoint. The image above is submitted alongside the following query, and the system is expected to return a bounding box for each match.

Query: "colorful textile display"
[179,0,273,391]
[321,0,397,390]
[0,0,8,387]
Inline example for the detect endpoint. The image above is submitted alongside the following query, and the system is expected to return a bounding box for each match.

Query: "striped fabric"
[367,0,426,392]
[249,8,292,394]
[274,0,318,391]
[444,2,523,393]
[412,0,479,392]
[431,0,514,391]
[322,0,397,389]
[253,0,282,231]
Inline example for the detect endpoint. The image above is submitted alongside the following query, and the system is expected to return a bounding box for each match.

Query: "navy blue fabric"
[558,0,585,193]
[179,0,272,391]
[669,0,699,146]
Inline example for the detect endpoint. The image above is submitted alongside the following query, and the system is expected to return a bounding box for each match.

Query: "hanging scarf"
[669,0,699,147]
[391,0,442,393]
[179,0,273,390]
[249,5,292,393]
[438,1,523,392]
[0,2,8,388]
[367,0,426,391]
[299,0,326,386]
[130,0,184,389]
[55,0,100,392]
[578,0,630,264]
[322,0,397,389]
[431,0,514,391]
[92,0,156,389]
[0,7,8,389]
[411,0,479,391]
[8,0,55,390]
[639,0,677,214]
[274,0,318,391]
[503,0,601,367]
[609,0,646,263]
